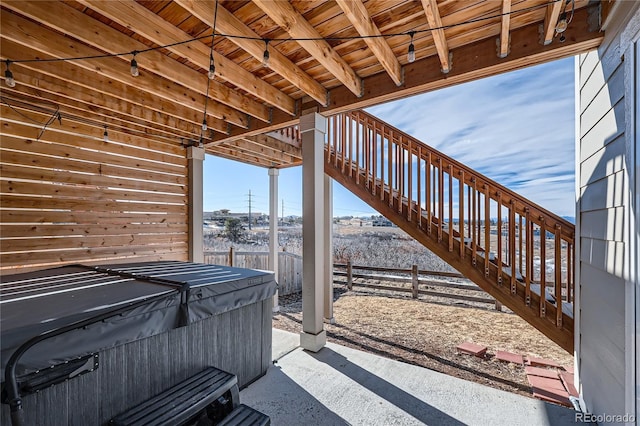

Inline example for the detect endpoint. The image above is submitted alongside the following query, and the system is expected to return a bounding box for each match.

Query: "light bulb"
[4,61,15,88]
[4,69,15,88]
[407,43,415,63]
[407,32,416,64]
[555,13,568,33]
[103,127,109,142]
[208,53,215,80]
[130,55,139,77]
[262,39,270,68]
[202,119,207,131]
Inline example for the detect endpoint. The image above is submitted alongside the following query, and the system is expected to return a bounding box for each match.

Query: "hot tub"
[0,261,276,425]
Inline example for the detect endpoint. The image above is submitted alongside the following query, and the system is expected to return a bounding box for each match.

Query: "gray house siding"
[577,2,639,422]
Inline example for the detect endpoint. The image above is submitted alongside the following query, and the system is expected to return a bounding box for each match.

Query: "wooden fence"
[334,262,501,309]
[204,250,501,309]
[204,249,302,296]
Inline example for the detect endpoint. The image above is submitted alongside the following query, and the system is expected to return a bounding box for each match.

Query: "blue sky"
[204,57,575,218]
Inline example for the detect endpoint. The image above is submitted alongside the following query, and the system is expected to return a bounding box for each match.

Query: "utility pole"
[247,189,253,230]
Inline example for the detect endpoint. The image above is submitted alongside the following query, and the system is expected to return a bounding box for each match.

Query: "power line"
[247,189,254,230]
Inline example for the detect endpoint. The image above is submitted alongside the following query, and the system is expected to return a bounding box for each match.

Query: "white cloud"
[366,57,575,217]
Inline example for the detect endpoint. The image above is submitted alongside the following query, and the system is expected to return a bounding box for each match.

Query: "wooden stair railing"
[275,110,575,353]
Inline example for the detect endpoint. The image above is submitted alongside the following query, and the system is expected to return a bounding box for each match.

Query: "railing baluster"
[459,170,465,259]
[525,209,532,306]
[408,140,413,222]
[540,218,546,318]
[374,126,385,201]
[426,152,432,235]
[364,121,370,190]
[509,200,516,295]
[340,113,346,172]
[355,116,360,184]
[388,130,393,208]
[448,164,453,252]
[397,138,402,213]
[471,178,477,266]
[417,146,422,229]
[438,160,444,243]
[399,136,404,215]
[497,192,502,285]
[518,214,523,275]
[555,224,562,327]
[373,124,378,198]
[484,185,490,278]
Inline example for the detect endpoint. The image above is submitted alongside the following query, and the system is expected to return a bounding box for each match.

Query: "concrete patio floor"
[240,329,581,426]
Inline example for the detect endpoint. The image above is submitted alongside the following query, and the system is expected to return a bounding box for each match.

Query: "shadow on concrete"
[241,364,349,425]
[312,347,466,425]
[279,312,530,393]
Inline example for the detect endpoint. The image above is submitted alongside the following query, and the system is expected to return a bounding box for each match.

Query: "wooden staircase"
[275,110,575,353]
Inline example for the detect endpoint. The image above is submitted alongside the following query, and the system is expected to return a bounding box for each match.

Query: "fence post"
[412,264,419,299]
[229,247,235,267]
[347,260,353,290]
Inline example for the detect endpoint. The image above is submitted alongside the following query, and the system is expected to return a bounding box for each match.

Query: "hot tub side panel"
[0,298,273,426]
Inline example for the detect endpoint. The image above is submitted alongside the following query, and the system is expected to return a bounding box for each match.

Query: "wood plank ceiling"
[1,0,603,168]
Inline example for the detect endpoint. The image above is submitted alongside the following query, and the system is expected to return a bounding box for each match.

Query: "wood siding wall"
[577,2,639,418]
[0,299,272,426]
[0,107,189,274]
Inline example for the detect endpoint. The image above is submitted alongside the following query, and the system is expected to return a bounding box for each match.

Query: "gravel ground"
[272,284,573,398]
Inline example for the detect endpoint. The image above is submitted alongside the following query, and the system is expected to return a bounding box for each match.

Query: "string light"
[4,60,16,88]
[262,39,270,68]
[2,0,569,72]
[407,32,416,63]
[103,125,109,142]
[130,51,139,77]
[208,53,215,80]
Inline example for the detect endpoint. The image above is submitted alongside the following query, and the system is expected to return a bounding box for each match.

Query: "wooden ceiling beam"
[212,5,602,144]
[3,0,267,124]
[243,134,302,158]
[543,0,565,45]
[207,146,288,169]
[499,0,512,58]
[175,0,328,106]
[252,0,363,97]
[0,40,227,136]
[76,0,295,117]
[421,0,451,73]
[225,139,300,164]
[0,13,248,129]
[335,0,403,86]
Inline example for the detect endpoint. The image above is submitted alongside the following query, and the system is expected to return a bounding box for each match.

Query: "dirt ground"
[272,284,573,398]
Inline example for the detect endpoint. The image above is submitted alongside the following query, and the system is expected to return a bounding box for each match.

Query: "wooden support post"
[495,300,503,312]
[269,168,280,312]
[229,246,235,267]
[300,112,327,352]
[187,146,204,263]
[347,260,353,291]
[412,264,419,299]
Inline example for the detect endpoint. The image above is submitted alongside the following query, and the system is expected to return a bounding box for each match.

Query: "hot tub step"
[110,366,239,426]
[218,404,270,426]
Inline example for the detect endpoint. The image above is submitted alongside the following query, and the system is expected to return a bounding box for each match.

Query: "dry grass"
[273,286,573,397]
